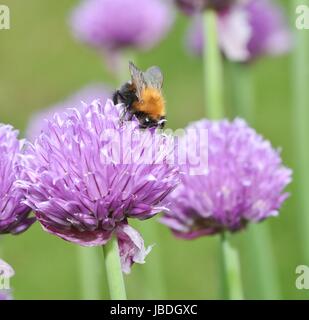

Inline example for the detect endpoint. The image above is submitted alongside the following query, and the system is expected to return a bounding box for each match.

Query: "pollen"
[135,88,165,119]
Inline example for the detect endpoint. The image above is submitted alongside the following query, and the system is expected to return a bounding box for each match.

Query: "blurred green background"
[0,0,307,299]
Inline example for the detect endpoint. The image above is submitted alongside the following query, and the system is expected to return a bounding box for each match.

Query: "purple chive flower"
[186,0,292,61]
[245,0,292,59]
[0,125,35,235]
[175,0,236,14]
[70,0,174,52]
[187,4,251,61]
[26,84,111,141]
[161,119,292,239]
[19,100,179,273]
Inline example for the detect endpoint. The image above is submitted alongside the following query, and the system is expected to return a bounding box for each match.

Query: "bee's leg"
[120,106,135,125]
[127,108,136,120]
[158,116,166,129]
[113,90,127,105]
[112,90,121,104]
[120,106,128,122]
[132,111,149,128]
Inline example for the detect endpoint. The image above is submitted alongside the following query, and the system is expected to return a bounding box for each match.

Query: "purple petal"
[116,223,152,274]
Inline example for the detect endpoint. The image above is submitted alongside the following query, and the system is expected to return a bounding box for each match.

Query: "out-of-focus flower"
[187,4,251,61]
[26,84,111,141]
[0,126,35,235]
[19,100,179,273]
[175,0,236,14]
[161,118,292,239]
[245,0,292,59]
[70,0,174,52]
[186,0,292,61]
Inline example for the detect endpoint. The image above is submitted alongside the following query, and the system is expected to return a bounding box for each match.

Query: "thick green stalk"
[103,236,127,300]
[226,61,281,299]
[226,62,254,121]
[117,50,136,84]
[204,10,243,300]
[78,247,101,300]
[220,233,243,300]
[139,220,167,299]
[203,10,224,118]
[293,0,309,265]
[245,224,281,299]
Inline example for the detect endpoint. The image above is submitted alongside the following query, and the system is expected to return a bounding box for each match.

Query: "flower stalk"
[78,247,101,300]
[226,62,254,121]
[226,61,281,299]
[292,0,309,265]
[103,236,127,300]
[139,220,167,299]
[203,10,243,300]
[220,233,243,300]
[203,10,224,118]
[245,224,281,299]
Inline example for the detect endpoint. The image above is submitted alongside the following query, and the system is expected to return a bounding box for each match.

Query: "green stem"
[292,0,309,266]
[245,224,281,299]
[203,10,224,119]
[103,236,127,300]
[139,220,167,299]
[226,62,254,121]
[226,61,281,299]
[117,50,136,84]
[204,9,242,300]
[203,10,242,299]
[220,233,243,300]
[78,246,101,300]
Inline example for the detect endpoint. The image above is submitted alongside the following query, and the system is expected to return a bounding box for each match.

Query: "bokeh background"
[0,0,307,299]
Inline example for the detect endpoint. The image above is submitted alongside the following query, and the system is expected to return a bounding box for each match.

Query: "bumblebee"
[113,62,166,128]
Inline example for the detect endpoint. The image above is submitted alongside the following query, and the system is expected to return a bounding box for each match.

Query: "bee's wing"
[144,66,164,91]
[129,61,146,99]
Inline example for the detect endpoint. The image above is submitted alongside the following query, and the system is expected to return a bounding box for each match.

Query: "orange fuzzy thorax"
[134,88,165,119]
